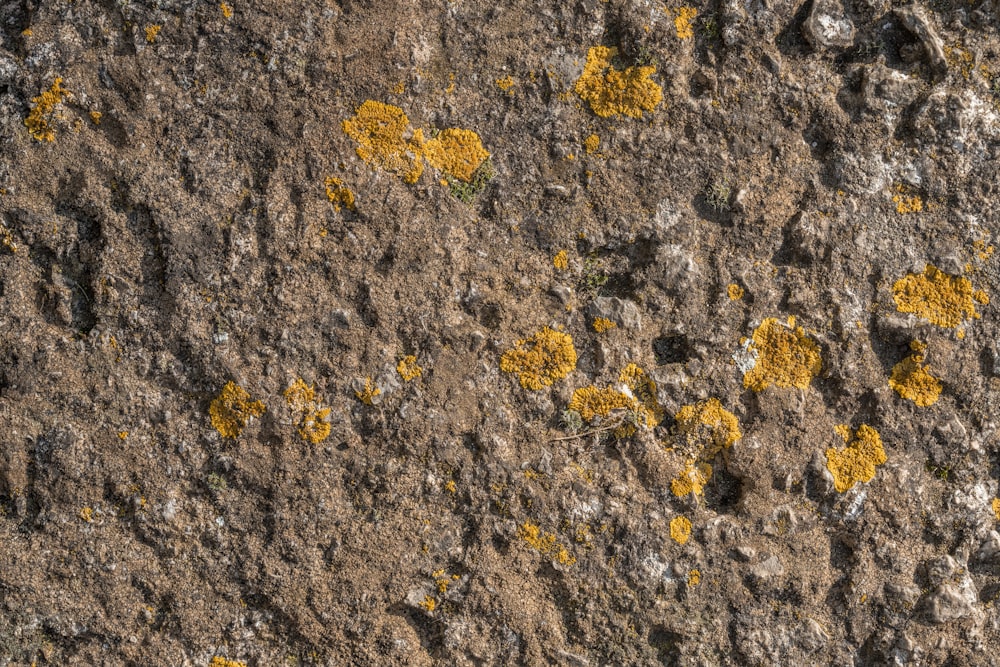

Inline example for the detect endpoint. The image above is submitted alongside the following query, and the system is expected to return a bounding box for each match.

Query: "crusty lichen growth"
[674,6,698,39]
[568,385,631,422]
[592,317,617,333]
[424,128,490,183]
[671,460,713,497]
[396,355,422,381]
[419,595,437,612]
[583,133,600,154]
[500,327,577,390]
[324,177,356,212]
[742,317,822,391]
[892,184,923,214]
[619,363,664,430]
[342,100,426,183]
[209,381,265,438]
[993,498,1000,521]
[574,46,663,118]
[495,75,515,95]
[669,516,692,544]
[210,658,246,667]
[675,398,741,459]
[825,424,886,493]
[553,250,569,270]
[892,264,987,328]
[727,283,744,300]
[24,77,67,142]
[889,342,942,407]
[144,25,161,43]
[355,377,381,405]
[688,569,701,587]
[518,521,576,566]
[284,379,331,444]
[220,3,233,18]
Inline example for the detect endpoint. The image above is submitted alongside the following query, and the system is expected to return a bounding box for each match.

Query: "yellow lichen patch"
[583,133,600,154]
[419,595,436,612]
[518,521,576,566]
[117,431,129,440]
[727,283,744,300]
[209,381,266,439]
[423,128,489,183]
[619,363,664,429]
[144,25,161,43]
[355,377,381,405]
[669,516,692,545]
[283,379,331,444]
[688,569,701,586]
[891,184,923,214]
[825,424,886,493]
[444,479,457,494]
[889,344,942,407]
[495,75,515,94]
[24,77,67,142]
[396,355,422,381]
[342,100,425,183]
[671,460,712,497]
[574,46,663,119]
[79,507,94,523]
[892,264,984,328]
[324,177,356,212]
[210,658,246,667]
[89,110,102,125]
[674,6,698,39]
[742,317,822,391]
[500,327,577,390]
[592,317,617,333]
[220,2,233,18]
[834,424,851,442]
[553,249,569,270]
[568,385,632,421]
[675,398,741,459]
[993,498,1000,521]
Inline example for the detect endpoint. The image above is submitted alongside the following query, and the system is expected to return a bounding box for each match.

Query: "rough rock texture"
[2,0,1000,665]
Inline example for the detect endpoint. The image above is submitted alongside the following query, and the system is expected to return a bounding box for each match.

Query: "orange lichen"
[79,507,94,523]
[675,398,741,458]
[688,569,701,586]
[619,363,664,430]
[889,342,942,407]
[419,595,437,612]
[342,100,425,183]
[423,128,489,182]
[742,317,822,391]
[574,46,663,118]
[220,3,233,18]
[892,264,985,328]
[583,133,600,154]
[671,460,712,497]
[145,25,161,43]
[825,424,886,492]
[592,317,617,333]
[355,377,381,405]
[495,75,515,94]
[568,385,632,421]
[324,177,356,212]
[500,327,577,390]
[891,183,923,214]
[209,658,246,667]
[89,110,102,125]
[209,382,265,438]
[674,6,698,39]
[396,355,422,381]
[24,77,67,142]
[284,379,331,444]
[669,516,692,544]
[727,283,744,300]
[553,250,569,270]
[518,521,576,566]
[993,498,1000,521]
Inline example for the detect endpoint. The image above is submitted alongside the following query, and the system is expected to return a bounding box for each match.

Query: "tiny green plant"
[699,12,719,39]
[704,178,731,212]
[448,157,495,204]
[582,255,609,290]
[561,409,584,433]
[206,472,228,494]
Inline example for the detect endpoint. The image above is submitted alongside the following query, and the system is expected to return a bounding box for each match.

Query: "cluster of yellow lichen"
[324,177,356,212]
[500,327,577,390]
[671,460,713,497]
[518,521,576,565]
[892,264,988,328]
[592,317,617,333]
[209,382,266,438]
[669,515,692,544]
[825,424,886,492]
[209,657,246,667]
[495,75,515,95]
[891,184,923,214]
[569,385,632,421]
[583,134,600,154]
[355,377,382,405]
[993,498,1000,521]
[688,569,701,586]
[619,363,664,430]
[727,283,744,300]
[396,355,422,382]
[24,77,67,142]
[553,250,569,270]
[675,398,742,458]
[574,46,663,118]
[673,6,698,39]
[889,341,942,407]
[284,379,331,444]
[743,317,822,391]
[220,2,233,19]
[145,25,161,43]
[342,100,489,184]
